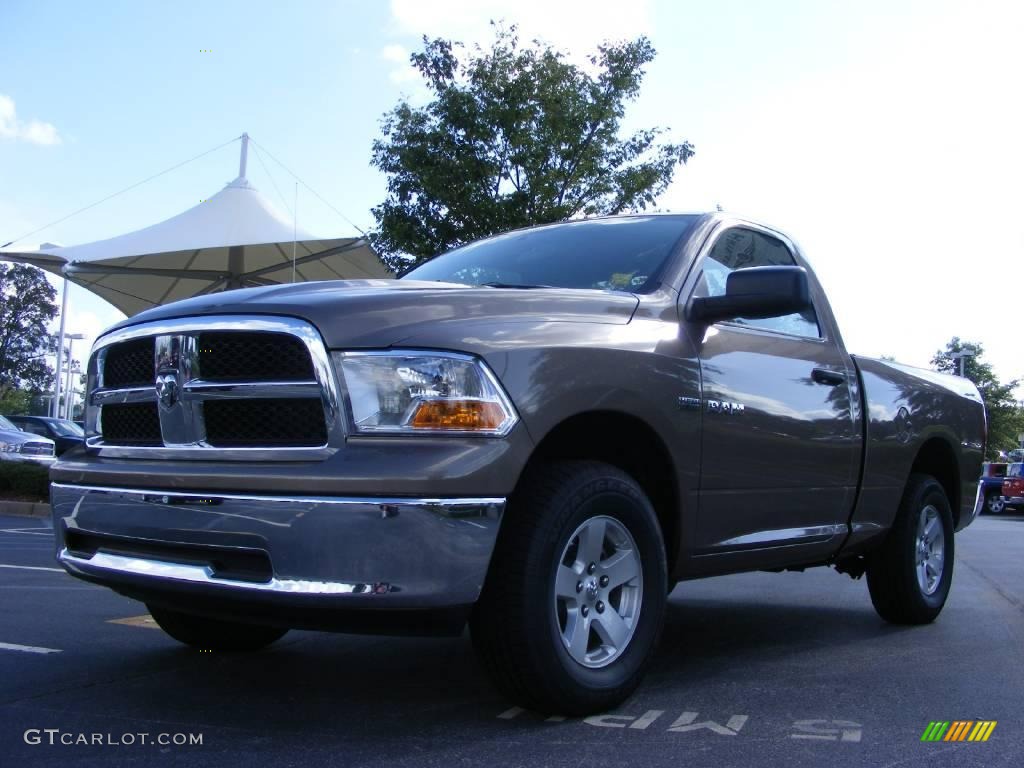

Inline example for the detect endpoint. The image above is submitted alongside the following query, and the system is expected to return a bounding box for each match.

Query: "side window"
[695,228,820,338]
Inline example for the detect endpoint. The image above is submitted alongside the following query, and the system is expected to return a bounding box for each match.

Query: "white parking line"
[0,563,64,572]
[0,641,62,654]
[0,528,53,536]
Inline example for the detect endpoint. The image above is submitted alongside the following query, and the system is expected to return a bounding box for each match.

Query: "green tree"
[931,337,1023,459]
[371,24,694,266]
[0,264,57,409]
[0,387,31,415]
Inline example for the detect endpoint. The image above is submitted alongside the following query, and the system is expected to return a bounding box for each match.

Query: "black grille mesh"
[203,399,327,447]
[101,403,161,446]
[197,332,314,381]
[103,338,154,388]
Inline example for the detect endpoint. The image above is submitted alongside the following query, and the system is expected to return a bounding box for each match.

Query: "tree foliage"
[0,264,57,406]
[371,25,694,265]
[931,337,1023,459]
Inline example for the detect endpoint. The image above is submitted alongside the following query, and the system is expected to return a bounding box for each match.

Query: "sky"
[1,0,1022,392]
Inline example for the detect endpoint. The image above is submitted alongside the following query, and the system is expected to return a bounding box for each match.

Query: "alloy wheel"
[915,504,945,595]
[553,515,644,668]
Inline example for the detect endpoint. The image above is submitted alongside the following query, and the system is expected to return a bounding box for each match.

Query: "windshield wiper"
[481,282,556,289]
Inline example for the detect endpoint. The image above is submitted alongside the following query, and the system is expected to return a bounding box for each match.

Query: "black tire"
[470,460,667,715]
[866,474,954,624]
[984,491,1005,515]
[147,604,288,651]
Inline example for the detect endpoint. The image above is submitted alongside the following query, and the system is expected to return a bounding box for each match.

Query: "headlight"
[333,351,518,436]
[1,441,21,453]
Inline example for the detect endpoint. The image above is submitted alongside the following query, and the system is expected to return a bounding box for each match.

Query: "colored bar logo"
[921,721,996,742]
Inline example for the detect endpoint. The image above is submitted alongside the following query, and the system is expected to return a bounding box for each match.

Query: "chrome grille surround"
[85,315,341,461]
[22,442,55,457]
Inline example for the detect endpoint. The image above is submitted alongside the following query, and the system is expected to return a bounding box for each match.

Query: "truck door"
[683,225,861,568]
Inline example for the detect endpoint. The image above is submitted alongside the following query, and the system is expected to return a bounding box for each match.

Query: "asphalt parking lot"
[1,511,1021,768]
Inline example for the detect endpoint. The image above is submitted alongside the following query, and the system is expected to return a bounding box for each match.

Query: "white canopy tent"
[0,135,391,317]
[0,133,392,415]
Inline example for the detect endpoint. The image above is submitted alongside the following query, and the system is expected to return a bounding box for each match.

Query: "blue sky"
[1,0,1022,389]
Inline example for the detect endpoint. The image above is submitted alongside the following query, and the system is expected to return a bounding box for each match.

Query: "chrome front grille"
[85,315,340,460]
[21,442,55,456]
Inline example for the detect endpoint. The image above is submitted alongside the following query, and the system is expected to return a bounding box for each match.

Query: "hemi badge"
[677,396,701,410]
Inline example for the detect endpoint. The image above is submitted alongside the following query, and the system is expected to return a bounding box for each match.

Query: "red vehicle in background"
[1000,463,1024,512]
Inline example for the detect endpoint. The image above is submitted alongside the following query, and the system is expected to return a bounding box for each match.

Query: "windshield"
[401,215,698,293]
[0,415,17,431]
[50,419,85,437]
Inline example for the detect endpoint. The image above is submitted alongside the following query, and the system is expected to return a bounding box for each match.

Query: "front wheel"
[866,474,954,624]
[471,460,667,715]
[147,604,288,651]
[984,492,1005,515]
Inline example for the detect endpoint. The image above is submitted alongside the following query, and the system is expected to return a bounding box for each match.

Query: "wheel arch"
[910,436,961,526]
[517,410,682,575]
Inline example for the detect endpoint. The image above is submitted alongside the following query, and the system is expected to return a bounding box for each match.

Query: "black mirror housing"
[686,265,811,324]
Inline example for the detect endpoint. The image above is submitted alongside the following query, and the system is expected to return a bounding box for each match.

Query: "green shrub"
[0,462,51,501]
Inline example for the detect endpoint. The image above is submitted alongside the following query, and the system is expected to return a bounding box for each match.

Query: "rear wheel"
[471,460,667,715]
[147,604,288,651]
[866,474,954,624]
[984,491,1005,515]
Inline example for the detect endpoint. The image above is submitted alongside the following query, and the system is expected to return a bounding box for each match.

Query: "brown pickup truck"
[51,212,985,715]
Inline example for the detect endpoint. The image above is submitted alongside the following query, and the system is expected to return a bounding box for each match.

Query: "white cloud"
[0,94,61,146]
[381,44,407,62]
[21,119,61,146]
[380,43,420,84]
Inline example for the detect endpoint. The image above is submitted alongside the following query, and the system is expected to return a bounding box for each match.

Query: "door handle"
[812,367,847,386]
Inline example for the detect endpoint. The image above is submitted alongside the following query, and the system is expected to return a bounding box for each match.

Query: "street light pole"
[51,278,69,418]
[65,365,82,420]
[62,333,85,420]
[950,350,975,378]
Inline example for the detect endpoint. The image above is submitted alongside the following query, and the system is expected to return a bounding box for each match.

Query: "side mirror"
[686,265,811,324]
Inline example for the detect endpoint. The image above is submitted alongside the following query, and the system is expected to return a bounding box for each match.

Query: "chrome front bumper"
[0,453,55,466]
[51,483,504,612]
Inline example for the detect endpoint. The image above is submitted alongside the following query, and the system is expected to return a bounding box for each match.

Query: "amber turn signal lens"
[409,400,507,431]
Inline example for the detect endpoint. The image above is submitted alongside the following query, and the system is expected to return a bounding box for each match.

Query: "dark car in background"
[979,462,1009,514]
[6,416,85,456]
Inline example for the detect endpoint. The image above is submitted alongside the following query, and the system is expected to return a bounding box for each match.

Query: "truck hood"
[103,279,640,348]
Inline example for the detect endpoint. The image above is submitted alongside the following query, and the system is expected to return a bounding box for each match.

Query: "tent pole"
[228,245,243,289]
[292,182,298,283]
[52,278,68,418]
[239,133,249,179]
